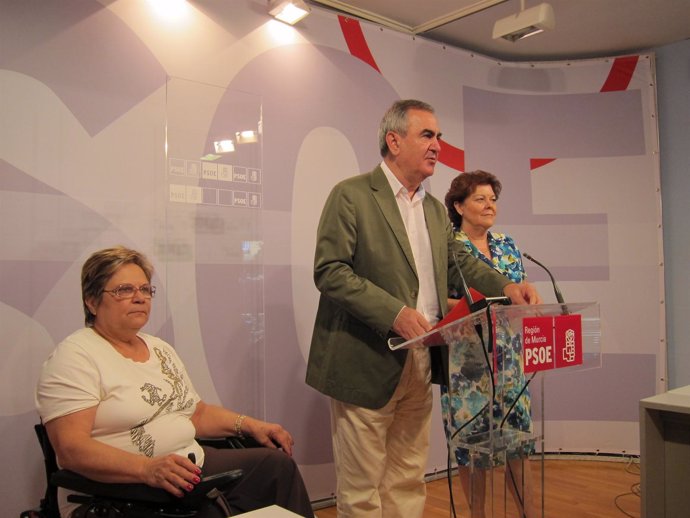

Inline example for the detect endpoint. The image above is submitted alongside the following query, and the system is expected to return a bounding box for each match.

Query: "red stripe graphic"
[601,55,639,92]
[530,158,556,171]
[337,17,466,172]
[338,16,381,73]
[439,139,465,172]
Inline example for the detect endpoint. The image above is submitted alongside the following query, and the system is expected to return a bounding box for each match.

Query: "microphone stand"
[522,252,569,314]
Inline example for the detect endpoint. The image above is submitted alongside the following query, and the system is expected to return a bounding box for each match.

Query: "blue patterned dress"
[441,230,533,465]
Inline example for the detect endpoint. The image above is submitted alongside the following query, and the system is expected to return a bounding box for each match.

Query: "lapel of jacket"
[423,194,447,289]
[370,166,418,278]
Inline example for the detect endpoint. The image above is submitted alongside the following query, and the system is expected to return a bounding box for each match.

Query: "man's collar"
[380,161,426,199]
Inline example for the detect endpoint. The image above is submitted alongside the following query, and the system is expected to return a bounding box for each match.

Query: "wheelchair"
[21,424,258,518]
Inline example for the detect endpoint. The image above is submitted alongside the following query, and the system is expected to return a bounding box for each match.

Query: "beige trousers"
[330,350,432,518]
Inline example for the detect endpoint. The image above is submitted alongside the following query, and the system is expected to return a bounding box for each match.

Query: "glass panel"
[400,301,600,517]
[164,77,264,415]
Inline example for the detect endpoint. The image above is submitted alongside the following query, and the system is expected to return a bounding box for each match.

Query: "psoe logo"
[563,328,576,362]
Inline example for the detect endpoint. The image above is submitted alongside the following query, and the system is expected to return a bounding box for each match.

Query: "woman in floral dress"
[442,170,536,518]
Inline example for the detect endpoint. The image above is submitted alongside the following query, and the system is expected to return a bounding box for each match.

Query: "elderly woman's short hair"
[378,99,435,158]
[444,170,502,229]
[81,246,154,326]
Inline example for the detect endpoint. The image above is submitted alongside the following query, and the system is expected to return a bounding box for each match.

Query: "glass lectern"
[393,301,601,517]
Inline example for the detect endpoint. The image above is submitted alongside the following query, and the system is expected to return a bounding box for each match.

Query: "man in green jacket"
[306,99,539,518]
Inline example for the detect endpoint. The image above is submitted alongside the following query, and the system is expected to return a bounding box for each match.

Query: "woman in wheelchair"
[36,246,314,518]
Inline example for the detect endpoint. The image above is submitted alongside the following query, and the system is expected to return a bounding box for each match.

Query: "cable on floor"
[613,456,640,518]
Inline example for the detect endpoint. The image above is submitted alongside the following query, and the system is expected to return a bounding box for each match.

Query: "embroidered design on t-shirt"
[130,346,195,456]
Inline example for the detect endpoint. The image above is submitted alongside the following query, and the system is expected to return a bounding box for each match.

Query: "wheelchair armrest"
[186,468,243,502]
[52,467,243,507]
[52,469,176,504]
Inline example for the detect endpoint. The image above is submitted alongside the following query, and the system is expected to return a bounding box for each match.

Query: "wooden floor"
[314,458,640,518]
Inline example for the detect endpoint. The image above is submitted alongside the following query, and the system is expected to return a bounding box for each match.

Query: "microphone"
[522,252,565,304]
[451,251,488,314]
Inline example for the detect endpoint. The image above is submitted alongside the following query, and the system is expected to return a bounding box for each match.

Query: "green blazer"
[306,166,511,409]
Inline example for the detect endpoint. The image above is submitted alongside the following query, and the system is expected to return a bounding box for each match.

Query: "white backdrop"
[0,0,663,514]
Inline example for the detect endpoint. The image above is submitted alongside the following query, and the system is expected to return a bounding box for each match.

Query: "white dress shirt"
[381,162,440,379]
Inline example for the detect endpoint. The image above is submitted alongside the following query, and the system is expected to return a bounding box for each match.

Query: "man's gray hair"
[378,99,435,157]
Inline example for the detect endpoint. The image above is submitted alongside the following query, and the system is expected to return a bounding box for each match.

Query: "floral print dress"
[441,230,533,465]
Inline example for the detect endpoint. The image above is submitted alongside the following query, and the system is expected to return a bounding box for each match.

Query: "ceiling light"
[235,130,259,144]
[269,0,311,25]
[213,140,235,154]
[492,1,554,42]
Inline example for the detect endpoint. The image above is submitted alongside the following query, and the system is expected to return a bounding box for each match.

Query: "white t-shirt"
[36,327,205,516]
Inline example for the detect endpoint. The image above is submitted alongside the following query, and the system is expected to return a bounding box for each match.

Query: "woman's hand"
[46,409,201,495]
[191,401,297,456]
[141,453,202,497]
[242,417,295,456]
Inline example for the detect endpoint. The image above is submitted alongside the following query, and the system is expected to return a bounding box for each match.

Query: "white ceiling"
[308,0,690,61]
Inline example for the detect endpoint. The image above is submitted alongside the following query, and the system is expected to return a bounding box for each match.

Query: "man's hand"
[503,282,542,305]
[392,306,432,341]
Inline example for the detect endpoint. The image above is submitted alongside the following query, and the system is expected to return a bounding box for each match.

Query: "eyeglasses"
[103,284,157,299]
